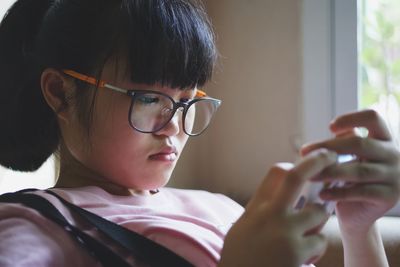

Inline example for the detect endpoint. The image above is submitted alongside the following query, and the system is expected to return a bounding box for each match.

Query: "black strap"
[0,190,132,267]
[0,189,194,267]
[44,190,193,267]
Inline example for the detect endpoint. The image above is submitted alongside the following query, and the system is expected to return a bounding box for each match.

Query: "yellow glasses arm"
[63,69,210,97]
[63,69,128,94]
[196,89,207,98]
[63,70,106,87]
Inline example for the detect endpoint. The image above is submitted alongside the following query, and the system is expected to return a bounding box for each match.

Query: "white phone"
[294,154,356,213]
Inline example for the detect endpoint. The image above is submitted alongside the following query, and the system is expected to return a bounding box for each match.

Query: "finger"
[273,149,337,210]
[301,136,398,163]
[330,109,391,141]
[320,184,399,205]
[313,161,396,183]
[247,162,293,210]
[300,234,328,265]
[334,128,358,138]
[291,203,329,234]
[301,126,365,156]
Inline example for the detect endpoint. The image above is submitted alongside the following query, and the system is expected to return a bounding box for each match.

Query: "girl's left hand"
[300,110,400,233]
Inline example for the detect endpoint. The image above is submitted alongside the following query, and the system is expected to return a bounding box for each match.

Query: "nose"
[155,108,183,137]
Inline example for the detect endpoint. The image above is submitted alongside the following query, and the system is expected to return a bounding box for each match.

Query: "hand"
[219,149,336,267]
[301,110,400,234]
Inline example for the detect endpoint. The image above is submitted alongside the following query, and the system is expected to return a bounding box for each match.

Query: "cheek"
[80,127,150,184]
[180,133,190,147]
[70,92,138,161]
[91,91,130,136]
[184,109,195,132]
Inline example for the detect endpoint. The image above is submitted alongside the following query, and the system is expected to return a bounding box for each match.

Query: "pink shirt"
[0,186,314,267]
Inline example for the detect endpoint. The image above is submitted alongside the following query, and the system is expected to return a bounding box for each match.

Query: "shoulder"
[0,192,57,225]
[0,192,98,267]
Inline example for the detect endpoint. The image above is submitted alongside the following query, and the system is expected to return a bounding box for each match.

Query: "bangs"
[118,0,217,89]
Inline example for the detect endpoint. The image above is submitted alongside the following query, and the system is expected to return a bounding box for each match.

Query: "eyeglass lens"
[129,92,219,135]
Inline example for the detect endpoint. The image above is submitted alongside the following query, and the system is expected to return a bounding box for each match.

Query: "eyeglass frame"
[62,69,222,136]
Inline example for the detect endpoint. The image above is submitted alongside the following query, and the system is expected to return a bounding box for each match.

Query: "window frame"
[301,0,358,144]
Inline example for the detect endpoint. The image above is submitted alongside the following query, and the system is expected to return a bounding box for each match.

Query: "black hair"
[0,0,217,171]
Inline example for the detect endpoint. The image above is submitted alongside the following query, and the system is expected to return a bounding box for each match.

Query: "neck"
[55,142,152,196]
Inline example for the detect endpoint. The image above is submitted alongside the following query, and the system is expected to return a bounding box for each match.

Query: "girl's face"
[64,65,194,192]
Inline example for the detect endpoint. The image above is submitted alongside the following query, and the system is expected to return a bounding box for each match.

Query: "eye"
[180,98,191,103]
[180,93,197,103]
[137,95,159,105]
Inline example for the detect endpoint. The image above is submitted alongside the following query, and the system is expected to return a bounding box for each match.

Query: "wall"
[171,0,303,204]
[0,156,56,194]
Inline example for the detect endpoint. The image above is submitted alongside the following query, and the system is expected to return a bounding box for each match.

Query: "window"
[0,0,15,18]
[302,0,400,215]
[0,0,56,193]
[359,0,400,146]
[0,157,56,194]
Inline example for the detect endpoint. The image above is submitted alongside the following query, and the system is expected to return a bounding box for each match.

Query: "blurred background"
[0,1,399,215]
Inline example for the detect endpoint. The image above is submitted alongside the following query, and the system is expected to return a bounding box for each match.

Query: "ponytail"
[0,0,58,171]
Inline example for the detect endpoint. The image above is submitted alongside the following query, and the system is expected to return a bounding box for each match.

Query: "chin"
[138,172,172,190]
[153,174,172,189]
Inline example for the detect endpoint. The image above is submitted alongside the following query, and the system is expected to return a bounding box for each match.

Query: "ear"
[40,68,75,123]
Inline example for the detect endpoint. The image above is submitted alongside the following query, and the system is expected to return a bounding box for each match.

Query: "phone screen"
[294,154,356,213]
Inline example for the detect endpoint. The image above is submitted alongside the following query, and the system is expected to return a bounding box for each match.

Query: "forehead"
[100,60,197,95]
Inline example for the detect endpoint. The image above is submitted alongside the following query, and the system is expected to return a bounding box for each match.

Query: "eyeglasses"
[62,70,221,136]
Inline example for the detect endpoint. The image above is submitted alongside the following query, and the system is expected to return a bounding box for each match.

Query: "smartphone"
[294,154,356,213]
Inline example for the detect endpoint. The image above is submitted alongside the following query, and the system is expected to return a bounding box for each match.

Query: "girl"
[0,0,399,266]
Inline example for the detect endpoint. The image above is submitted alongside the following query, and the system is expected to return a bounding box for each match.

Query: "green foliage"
[375,11,395,40]
[360,0,400,101]
[360,83,381,109]
[394,91,400,103]
[390,59,400,83]
[361,45,385,70]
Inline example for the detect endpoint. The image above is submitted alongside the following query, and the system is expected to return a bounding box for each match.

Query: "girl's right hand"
[219,149,337,267]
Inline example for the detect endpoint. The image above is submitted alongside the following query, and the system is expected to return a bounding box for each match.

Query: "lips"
[149,146,178,161]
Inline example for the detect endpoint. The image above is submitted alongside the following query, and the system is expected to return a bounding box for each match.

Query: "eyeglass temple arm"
[196,90,207,98]
[63,69,209,97]
[63,70,106,87]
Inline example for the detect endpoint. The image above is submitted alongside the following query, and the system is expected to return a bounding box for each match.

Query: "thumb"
[247,162,294,210]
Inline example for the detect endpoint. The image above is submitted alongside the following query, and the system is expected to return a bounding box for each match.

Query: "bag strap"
[0,189,132,267]
[0,189,194,267]
[44,190,194,267]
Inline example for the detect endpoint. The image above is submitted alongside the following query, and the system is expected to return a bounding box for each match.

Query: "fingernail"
[300,144,311,155]
[323,150,338,161]
[294,196,306,210]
